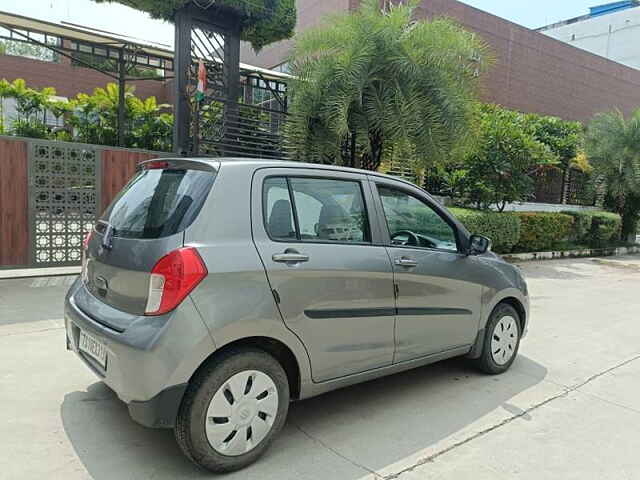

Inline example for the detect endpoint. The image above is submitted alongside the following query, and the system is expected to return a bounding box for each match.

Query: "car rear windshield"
[100,168,215,239]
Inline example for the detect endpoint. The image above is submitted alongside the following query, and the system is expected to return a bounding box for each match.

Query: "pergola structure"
[170,2,293,158]
[0,10,291,157]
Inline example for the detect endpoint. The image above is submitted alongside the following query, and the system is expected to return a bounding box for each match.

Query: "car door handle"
[395,257,418,268]
[272,252,310,263]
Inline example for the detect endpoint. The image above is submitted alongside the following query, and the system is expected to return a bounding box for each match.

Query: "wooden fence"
[0,138,29,267]
[0,136,163,269]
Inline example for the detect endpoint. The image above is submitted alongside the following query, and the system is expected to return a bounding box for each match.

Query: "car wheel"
[475,303,521,375]
[175,349,290,473]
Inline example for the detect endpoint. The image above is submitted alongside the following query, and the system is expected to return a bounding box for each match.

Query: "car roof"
[159,156,425,192]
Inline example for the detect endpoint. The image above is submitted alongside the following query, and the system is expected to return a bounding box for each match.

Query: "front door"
[372,180,482,363]
[252,168,396,382]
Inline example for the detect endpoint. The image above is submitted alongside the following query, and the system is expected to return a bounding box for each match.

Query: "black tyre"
[474,303,521,375]
[175,349,290,473]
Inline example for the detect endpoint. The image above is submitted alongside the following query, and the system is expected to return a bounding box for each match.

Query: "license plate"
[79,330,107,369]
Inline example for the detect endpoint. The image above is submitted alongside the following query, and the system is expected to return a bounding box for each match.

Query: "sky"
[459,1,598,28]
[0,0,600,48]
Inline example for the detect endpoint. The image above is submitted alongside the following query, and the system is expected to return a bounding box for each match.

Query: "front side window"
[263,176,370,244]
[377,185,458,252]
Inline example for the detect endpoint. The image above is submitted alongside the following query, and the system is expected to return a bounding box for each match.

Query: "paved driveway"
[1,256,640,479]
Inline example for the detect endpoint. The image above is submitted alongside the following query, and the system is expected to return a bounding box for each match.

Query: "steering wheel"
[391,230,420,246]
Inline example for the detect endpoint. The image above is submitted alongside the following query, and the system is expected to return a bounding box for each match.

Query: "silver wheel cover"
[205,370,279,456]
[491,316,518,365]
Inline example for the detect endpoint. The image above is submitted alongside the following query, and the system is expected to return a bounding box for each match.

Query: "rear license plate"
[79,331,107,369]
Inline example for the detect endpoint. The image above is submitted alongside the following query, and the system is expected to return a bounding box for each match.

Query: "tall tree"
[586,109,640,241]
[92,0,296,50]
[524,114,583,168]
[286,0,489,171]
[460,104,557,211]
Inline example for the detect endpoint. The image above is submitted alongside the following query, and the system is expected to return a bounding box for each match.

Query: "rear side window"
[101,168,215,239]
[263,177,296,240]
[263,176,370,244]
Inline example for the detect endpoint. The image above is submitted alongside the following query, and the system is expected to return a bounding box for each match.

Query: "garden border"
[503,245,640,262]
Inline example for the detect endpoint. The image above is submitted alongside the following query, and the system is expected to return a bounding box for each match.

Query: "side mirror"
[469,234,492,255]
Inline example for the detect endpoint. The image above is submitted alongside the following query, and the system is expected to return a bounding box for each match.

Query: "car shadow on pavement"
[61,355,547,479]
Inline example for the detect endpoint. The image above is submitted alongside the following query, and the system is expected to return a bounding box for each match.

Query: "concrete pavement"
[1,256,639,479]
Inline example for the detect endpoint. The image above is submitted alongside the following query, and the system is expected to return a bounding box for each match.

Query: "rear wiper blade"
[102,223,116,250]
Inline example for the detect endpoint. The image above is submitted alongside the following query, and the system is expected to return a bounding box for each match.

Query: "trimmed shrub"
[514,212,574,252]
[450,208,521,253]
[589,211,622,247]
[561,210,622,247]
[561,210,593,242]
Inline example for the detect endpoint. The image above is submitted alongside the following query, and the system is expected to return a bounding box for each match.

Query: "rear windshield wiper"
[102,223,116,250]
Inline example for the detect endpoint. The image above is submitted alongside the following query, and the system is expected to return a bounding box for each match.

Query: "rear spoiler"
[138,158,220,173]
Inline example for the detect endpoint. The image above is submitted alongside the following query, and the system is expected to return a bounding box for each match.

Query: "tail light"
[83,231,93,250]
[145,247,207,316]
[81,231,93,283]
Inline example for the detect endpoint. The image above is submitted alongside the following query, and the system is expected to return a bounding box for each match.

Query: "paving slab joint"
[384,351,640,480]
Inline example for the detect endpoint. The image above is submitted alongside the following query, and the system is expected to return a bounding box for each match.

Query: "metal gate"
[28,141,101,267]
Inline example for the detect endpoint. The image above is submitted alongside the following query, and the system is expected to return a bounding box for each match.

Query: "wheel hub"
[234,400,257,426]
[205,370,279,456]
[491,315,518,366]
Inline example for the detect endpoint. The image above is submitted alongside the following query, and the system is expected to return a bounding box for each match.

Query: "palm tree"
[586,109,640,241]
[286,0,489,171]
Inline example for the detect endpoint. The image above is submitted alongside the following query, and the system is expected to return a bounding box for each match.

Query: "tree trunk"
[361,130,383,171]
[621,193,640,242]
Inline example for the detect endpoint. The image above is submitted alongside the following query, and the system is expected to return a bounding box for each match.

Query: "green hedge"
[446,208,621,253]
[514,212,574,252]
[450,208,521,253]
[561,211,592,242]
[590,212,622,247]
[562,210,622,247]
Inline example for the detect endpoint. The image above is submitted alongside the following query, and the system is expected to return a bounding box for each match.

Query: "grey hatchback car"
[65,158,529,472]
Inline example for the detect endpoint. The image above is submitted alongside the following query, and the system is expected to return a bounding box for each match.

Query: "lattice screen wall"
[29,142,99,266]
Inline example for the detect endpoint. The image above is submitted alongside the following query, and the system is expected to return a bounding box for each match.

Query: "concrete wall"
[240,0,640,122]
[541,6,640,70]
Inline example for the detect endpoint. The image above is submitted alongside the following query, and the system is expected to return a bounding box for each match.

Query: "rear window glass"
[100,168,215,239]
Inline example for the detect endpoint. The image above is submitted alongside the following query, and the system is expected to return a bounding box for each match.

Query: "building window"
[272,62,291,74]
[0,26,60,62]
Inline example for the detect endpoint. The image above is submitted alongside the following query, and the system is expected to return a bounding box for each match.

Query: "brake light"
[144,160,170,170]
[81,231,93,283]
[145,247,207,316]
[83,231,93,250]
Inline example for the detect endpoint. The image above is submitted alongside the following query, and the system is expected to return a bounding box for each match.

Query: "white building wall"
[541,6,640,69]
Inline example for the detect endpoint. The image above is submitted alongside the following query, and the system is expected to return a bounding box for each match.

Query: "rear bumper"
[127,383,188,428]
[64,279,215,428]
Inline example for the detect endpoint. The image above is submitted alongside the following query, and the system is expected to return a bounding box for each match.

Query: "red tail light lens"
[145,247,207,316]
[144,160,170,170]
[81,231,93,283]
[83,231,93,250]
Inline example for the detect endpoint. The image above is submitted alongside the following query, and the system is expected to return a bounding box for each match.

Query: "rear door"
[371,178,482,363]
[252,168,396,382]
[81,160,216,324]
